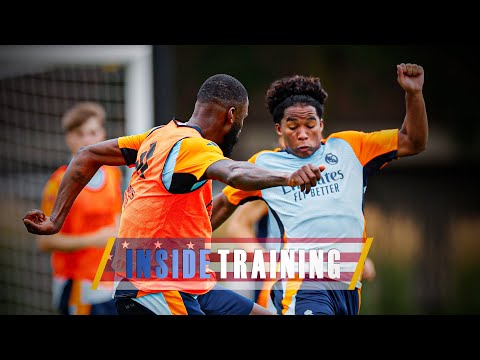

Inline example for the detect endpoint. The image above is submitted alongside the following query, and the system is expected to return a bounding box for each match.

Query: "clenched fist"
[287,165,326,194]
[23,209,59,235]
[397,63,424,94]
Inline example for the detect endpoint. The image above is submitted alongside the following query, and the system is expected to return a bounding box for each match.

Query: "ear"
[319,118,324,132]
[227,107,236,125]
[275,123,282,137]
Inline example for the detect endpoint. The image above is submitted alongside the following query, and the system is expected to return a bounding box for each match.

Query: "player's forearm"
[400,91,428,155]
[49,140,125,232]
[206,159,320,194]
[211,193,238,231]
[49,149,102,232]
[224,162,289,190]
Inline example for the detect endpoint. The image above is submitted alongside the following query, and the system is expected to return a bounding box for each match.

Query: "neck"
[187,102,226,143]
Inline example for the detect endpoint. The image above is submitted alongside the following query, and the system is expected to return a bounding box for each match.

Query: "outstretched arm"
[396,63,428,157]
[205,159,323,193]
[23,139,125,235]
[208,161,324,230]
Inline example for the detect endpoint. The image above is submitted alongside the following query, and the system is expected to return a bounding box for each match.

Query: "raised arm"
[396,63,428,158]
[23,139,125,235]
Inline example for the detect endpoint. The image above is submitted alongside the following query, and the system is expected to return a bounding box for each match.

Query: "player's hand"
[287,165,325,194]
[23,209,59,235]
[362,257,376,281]
[397,63,424,94]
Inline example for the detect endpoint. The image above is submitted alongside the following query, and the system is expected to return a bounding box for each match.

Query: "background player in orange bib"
[36,102,122,315]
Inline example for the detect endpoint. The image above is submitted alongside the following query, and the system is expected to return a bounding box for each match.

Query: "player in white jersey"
[211,63,428,315]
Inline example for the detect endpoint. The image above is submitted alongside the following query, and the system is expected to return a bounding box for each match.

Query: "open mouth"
[297,146,311,152]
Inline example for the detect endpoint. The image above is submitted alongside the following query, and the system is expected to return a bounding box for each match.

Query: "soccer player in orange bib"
[212,63,428,315]
[24,74,323,315]
[36,102,122,315]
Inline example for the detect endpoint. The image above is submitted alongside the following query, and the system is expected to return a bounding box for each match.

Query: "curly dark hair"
[265,75,328,124]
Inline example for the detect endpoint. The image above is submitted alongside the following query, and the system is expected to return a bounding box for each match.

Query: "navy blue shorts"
[197,283,254,315]
[271,280,360,315]
[114,280,254,315]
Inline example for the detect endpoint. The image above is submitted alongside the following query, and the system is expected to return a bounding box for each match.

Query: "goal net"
[0,45,153,314]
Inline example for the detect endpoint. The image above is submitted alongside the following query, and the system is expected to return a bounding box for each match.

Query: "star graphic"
[187,241,195,249]
[122,240,129,249]
[154,241,162,249]
[108,254,113,261]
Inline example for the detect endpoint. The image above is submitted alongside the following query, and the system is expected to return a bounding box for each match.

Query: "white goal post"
[0,45,154,135]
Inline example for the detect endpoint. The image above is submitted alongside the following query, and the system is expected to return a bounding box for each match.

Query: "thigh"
[270,280,359,315]
[295,290,335,315]
[271,280,330,315]
[295,290,359,315]
[197,284,254,315]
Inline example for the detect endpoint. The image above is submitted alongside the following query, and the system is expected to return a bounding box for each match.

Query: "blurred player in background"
[212,63,427,315]
[24,74,322,315]
[36,102,122,315]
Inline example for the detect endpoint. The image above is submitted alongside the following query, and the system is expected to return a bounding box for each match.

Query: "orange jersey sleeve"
[222,150,273,206]
[328,129,398,168]
[173,137,228,180]
[118,128,155,167]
